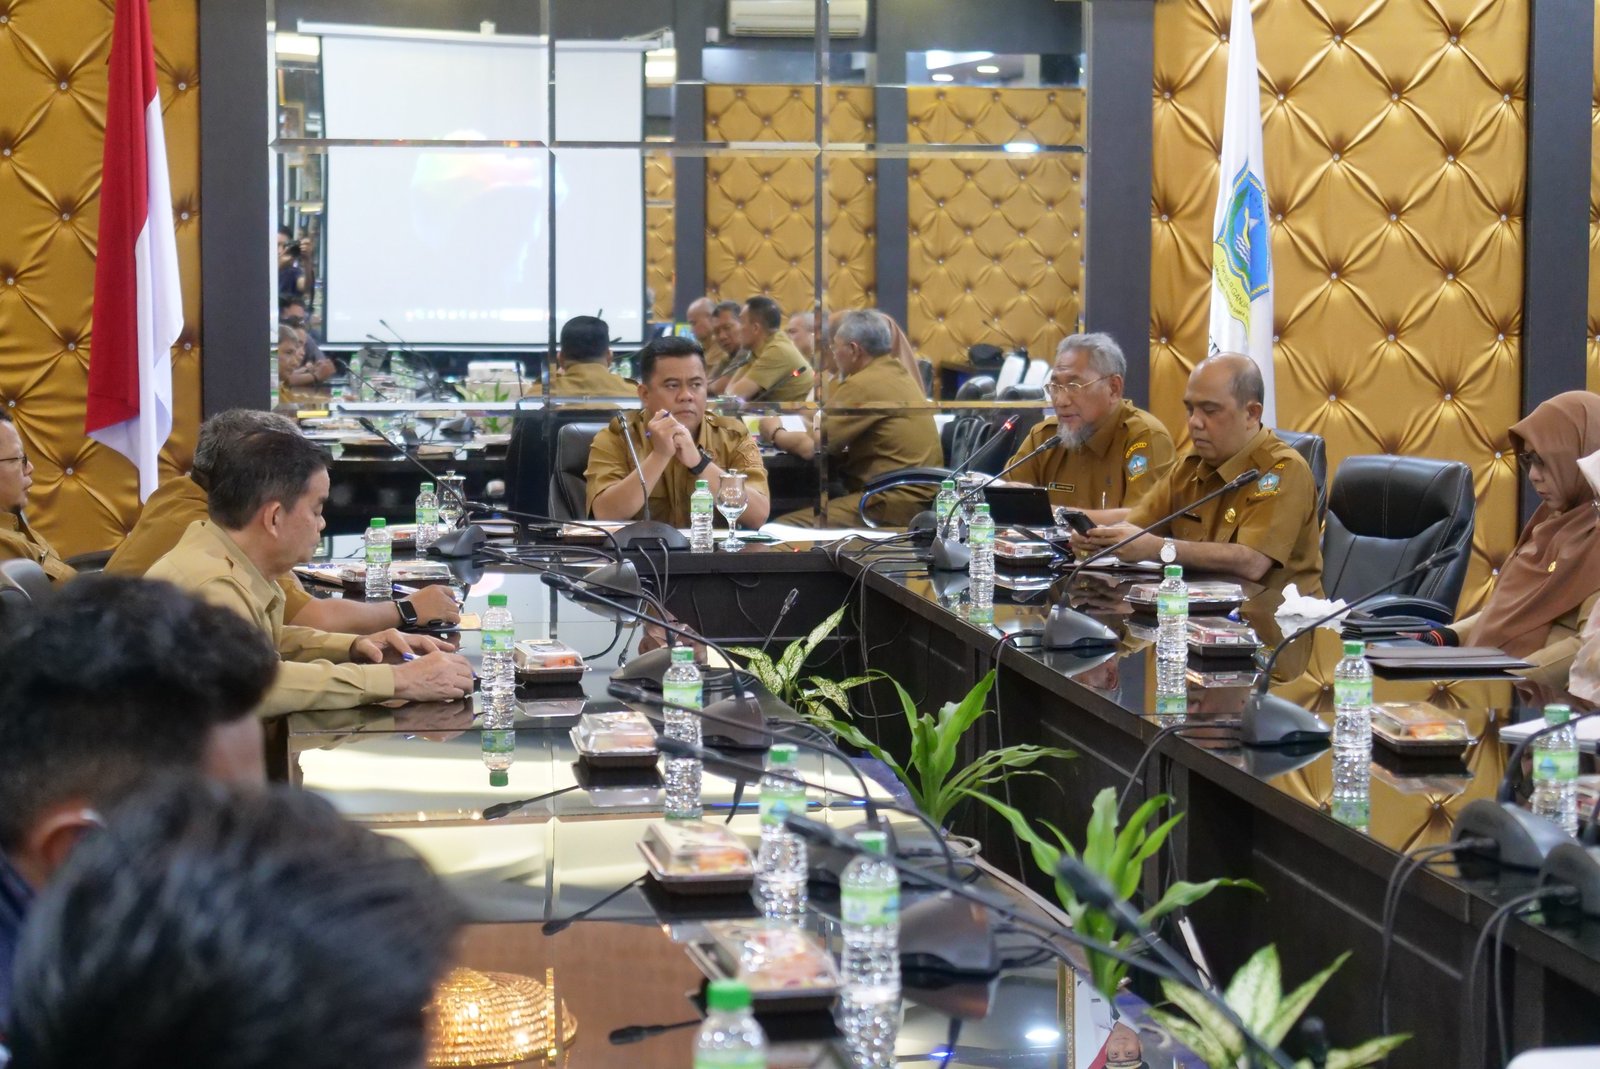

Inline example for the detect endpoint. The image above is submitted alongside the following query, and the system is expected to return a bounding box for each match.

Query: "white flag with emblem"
[1208,0,1276,427]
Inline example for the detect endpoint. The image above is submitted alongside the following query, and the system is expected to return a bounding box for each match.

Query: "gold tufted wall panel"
[645,152,675,322]
[1152,0,1527,616]
[704,85,876,316]
[0,0,201,557]
[906,87,1084,366]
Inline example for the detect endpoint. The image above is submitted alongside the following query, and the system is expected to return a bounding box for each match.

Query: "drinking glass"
[716,472,749,551]
[437,471,467,529]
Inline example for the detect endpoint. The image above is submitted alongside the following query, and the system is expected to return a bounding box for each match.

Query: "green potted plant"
[972,787,1257,1000]
[807,668,1075,835]
[1145,944,1408,1068]
[729,605,878,726]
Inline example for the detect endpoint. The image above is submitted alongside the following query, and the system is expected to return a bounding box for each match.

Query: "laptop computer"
[982,485,1056,527]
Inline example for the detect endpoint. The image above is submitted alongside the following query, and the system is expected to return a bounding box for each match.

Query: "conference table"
[280,531,1600,1068]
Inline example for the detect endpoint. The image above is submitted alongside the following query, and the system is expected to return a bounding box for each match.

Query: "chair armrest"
[857,467,956,529]
[1352,595,1454,624]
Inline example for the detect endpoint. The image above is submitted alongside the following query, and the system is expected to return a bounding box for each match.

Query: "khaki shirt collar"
[1082,399,1133,459]
[1213,425,1272,484]
[192,520,285,616]
[0,510,25,536]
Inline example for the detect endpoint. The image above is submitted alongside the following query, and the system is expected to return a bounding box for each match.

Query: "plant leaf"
[1222,944,1281,1035]
[1137,877,1258,930]
[1323,1034,1410,1069]
[1159,975,1244,1063]
[799,604,848,662]
[1145,1008,1234,1069]
[728,646,785,695]
[1081,787,1121,878]
[925,670,997,793]
[1262,950,1349,1048]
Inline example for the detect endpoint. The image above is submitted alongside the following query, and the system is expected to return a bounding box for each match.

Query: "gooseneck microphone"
[1240,545,1463,748]
[929,431,1062,572]
[332,352,399,402]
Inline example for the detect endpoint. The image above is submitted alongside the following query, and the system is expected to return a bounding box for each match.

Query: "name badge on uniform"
[1050,482,1075,493]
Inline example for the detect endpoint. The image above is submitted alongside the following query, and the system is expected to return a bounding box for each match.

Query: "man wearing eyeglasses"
[0,413,74,582]
[1002,333,1175,524]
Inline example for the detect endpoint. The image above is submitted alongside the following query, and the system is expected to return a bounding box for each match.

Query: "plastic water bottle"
[363,518,392,600]
[480,594,517,726]
[839,829,900,1002]
[837,990,898,1069]
[414,482,440,551]
[956,472,986,535]
[1333,640,1374,756]
[1154,565,1188,718]
[934,479,959,538]
[690,478,715,552]
[481,726,514,788]
[1330,747,1369,833]
[694,979,766,1069]
[662,645,703,820]
[756,743,808,921]
[1531,704,1580,836]
[967,504,996,580]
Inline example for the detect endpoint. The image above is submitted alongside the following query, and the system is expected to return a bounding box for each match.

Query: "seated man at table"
[686,296,729,378]
[106,409,459,633]
[707,299,747,387]
[1003,332,1176,524]
[276,322,333,389]
[147,428,475,715]
[0,575,277,1024]
[786,310,816,366]
[549,315,633,397]
[724,296,815,402]
[7,779,459,1069]
[0,412,74,582]
[586,336,772,527]
[761,310,941,527]
[1073,353,1323,596]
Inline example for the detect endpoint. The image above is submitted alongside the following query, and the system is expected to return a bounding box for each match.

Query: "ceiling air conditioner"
[726,0,869,38]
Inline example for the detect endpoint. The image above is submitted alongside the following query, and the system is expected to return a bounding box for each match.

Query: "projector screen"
[317,30,646,346]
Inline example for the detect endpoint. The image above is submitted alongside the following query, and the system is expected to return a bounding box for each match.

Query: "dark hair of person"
[191,410,299,489]
[0,576,277,850]
[636,335,706,384]
[559,315,611,362]
[744,295,783,332]
[278,294,306,314]
[7,779,460,1069]
[277,225,293,240]
[207,428,330,529]
[712,299,742,318]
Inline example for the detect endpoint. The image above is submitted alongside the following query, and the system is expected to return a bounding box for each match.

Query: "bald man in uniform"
[1073,353,1323,596]
[1003,332,1175,524]
[685,297,728,378]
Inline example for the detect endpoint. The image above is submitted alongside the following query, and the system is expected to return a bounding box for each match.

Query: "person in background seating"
[0,412,73,582]
[724,296,814,403]
[549,315,633,397]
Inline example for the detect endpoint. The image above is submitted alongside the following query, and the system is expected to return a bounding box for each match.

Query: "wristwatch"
[1159,538,1178,564]
[688,449,714,476]
[395,598,420,630]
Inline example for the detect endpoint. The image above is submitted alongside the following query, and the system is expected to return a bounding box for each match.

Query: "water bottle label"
[417,506,438,525]
[1333,680,1372,708]
[365,543,391,565]
[760,790,805,826]
[842,885,899,927]
[1155,691,1187,717]
[481,729,514,753]
[969,526,993,546]
[482,629,516,654]
[1157,591,1187,616]
[694,1052,765,1069]
[663,680,702,712]
[1533,750,1579,784]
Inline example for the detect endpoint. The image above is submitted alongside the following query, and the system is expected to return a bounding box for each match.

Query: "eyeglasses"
[0,453,27,467]
[1517,451,1544,469]
[1044,376,1109,398]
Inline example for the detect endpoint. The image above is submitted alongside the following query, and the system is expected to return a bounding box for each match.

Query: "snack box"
[1126,580,1247,614]
[1371,701,1473,755]
[638,820,755,895]
[1187,615,1262,659]
[513,639,587,684]
[690,919,840,1011]
[570,710,657,768]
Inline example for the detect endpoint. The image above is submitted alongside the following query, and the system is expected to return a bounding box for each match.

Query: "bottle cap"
[420,482,433,492]
[695,479,709,490]
[1163,564,1182,579]
[705,978,752,1013]
[369,517,386,528]
[767,742,798,766]
[940,479,955,490]
[488,594,508,608]
[670,645,695,663]
[489,770,508,788]
[976,504,991,515]
[1544,704,1572,726]
[1342,640,1364,657]
[854,829,890,855]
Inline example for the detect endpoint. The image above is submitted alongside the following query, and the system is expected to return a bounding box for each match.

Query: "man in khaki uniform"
[148,428,474,716]
[107,409,458,632]
[705,299,744,383]
[549,315,634,397]
[726,296,815,402]
[0,413,73,582]
[686,296,729,378]
[1075,353,1323,597]
[1004,333,1175,524]
[587,336,772,528]
[762,310,940,527]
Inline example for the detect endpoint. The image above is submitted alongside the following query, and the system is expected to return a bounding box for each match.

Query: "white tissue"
[1274,583,1348,627]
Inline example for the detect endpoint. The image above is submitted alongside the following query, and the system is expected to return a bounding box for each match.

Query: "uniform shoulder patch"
[1252,471,1281,497]
[1124,439,1148,459]
[1126,453,1150,480]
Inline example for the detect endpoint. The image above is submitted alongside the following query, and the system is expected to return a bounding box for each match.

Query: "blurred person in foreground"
[5,779,459,1069]
[0,575,277,1025]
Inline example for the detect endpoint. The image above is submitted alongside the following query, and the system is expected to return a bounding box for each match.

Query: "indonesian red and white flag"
[87,0,181,502]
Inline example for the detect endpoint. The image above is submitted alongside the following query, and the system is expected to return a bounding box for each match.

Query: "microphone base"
[611,645,675,685]
[699,693,772,749]
[1540,842,1600,919]
[929,537,971,572]
[1453,798,1570,875]
[587,559,642,596]
[1240,693,1333,748]
[900,892,1000,977]
[428,525,488,558]
[1041,605,1117,651]
[615,521,689,550]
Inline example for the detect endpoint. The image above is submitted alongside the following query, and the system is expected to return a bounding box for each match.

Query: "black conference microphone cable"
[926,413,1023,538]
[331,351,402,402]
[927,430,1063,570]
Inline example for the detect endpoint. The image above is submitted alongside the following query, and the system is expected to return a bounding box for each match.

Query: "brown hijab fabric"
[1471,391,1600,657]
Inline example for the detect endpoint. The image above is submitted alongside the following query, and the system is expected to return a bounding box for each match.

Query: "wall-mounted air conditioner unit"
[727,0,869,38]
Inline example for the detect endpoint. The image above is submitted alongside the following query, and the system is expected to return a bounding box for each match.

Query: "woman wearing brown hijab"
[1449,391,1600,685]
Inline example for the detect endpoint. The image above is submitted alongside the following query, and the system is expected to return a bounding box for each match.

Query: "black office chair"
[65,549,113,573]
[996,383,1045,402]
[0,559,52,624]
[857,408,1031,527]
[916,358,935,398]
[548,421,611,521]
[954,376,996,401]
[1275,428,1328,521]
[1321,455,1475,621]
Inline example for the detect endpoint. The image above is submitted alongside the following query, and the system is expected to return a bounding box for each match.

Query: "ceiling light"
[976,64,1000,74]
[931,73,955,83]
[1025,1026,1062,1045]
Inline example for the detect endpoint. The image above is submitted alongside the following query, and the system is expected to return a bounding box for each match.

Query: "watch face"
[1160,540,1177,563]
